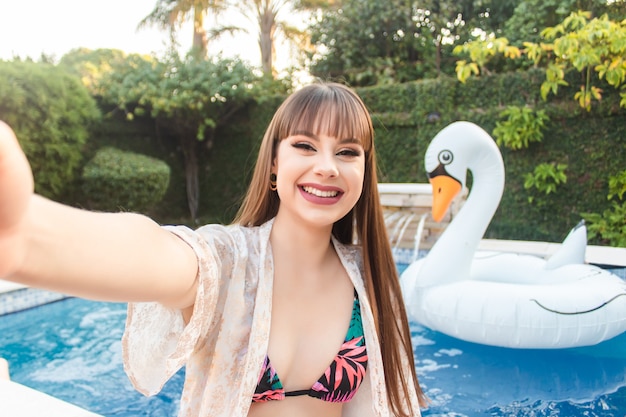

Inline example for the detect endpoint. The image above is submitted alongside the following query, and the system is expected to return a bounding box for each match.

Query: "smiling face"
[273,131,365,229]
[265,84,373,231]
[234,83,376,236]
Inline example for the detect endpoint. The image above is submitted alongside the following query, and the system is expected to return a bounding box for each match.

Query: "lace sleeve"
[121,224,231,396]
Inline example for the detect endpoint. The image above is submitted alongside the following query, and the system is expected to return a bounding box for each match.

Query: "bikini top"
[251,291,368,403]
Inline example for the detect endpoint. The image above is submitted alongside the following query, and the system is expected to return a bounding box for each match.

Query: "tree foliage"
[306,0,523,85]
[461,0,521,35]
[304,0,624,86]
[0,59,101,199]
[98,53,258,221]
[453,35,522,81]
[307,0,437,86]
[58,48,139,94]
[531,11,626,109]
[454,11,626,110]
[503,0,618,44]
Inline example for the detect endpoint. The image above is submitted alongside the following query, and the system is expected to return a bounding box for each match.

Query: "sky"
[0,0,276,68]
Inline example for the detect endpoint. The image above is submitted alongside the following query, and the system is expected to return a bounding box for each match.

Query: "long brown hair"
[234,82,428,414]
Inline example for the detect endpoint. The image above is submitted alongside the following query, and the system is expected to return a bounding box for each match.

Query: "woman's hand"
[0,121,34,277]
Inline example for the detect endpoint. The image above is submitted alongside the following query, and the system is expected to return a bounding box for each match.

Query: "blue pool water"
[0,298,183,416]
[414,322,626,416]
[2,285,626,416]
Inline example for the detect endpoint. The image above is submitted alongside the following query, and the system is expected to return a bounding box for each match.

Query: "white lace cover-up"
[122,219,421,417]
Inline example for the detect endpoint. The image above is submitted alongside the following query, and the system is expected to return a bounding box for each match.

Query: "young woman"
[0,82,427,416]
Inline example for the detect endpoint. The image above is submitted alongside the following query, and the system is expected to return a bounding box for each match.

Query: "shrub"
[523,162,568,204]
[582,202,626,247]
[82,147,170,213]
[0,59,101,199]
[582,170,626,247]
[493,106,549,150]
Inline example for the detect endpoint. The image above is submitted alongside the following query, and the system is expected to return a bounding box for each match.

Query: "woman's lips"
[298,185,343,205]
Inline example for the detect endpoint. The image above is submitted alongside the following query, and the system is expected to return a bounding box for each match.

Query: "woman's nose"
[313,152,339,177]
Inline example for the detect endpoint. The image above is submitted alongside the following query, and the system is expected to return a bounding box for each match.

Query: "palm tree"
[141,0,308,77]
[217,0,305,77]
[251,0,289,76]
[138,0,227,58]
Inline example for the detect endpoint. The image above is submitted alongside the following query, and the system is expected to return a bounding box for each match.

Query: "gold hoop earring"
[270,173,277,191]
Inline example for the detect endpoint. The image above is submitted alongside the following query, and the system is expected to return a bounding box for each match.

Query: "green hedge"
[356,70,625,243]
[199,96,283,224]
[82,147,170,213]
[86,69,625,245]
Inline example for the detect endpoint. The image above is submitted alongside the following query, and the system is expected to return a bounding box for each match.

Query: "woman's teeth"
[302,186,339,198]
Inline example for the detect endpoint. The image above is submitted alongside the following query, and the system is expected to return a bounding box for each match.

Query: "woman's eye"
[293,142,315,151]
[338,148,361,157]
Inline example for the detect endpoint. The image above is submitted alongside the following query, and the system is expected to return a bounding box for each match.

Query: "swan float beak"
[429,173,462,222]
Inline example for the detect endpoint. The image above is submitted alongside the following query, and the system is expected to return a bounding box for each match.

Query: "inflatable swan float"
[400,121,626,348]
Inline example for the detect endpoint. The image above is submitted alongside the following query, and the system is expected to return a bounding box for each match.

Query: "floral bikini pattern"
[252,292,368,403]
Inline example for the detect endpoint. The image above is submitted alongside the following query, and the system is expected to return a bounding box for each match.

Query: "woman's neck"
[270,214,335,271]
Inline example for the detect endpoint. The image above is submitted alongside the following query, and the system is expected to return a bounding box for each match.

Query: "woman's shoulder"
[164,219,273,255]
[165,219,267,242]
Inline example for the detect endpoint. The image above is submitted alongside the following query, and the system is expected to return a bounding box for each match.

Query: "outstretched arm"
[0,121,198,309]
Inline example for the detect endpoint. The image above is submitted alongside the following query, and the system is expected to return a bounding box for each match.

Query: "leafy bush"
[82,147,170,213]
[582,203,626,247]
[523,162,568,204]
[608,170,626,200]
[493,106,549,150]
[58,48,135,95]
[582,170,626,246]
[0,59,101,199]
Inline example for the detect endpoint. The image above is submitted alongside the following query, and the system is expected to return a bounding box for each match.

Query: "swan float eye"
[438,150,453,165]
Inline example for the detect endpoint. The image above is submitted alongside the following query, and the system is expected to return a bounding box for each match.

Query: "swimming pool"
[2,286,626,416]
[0,297,183,416]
